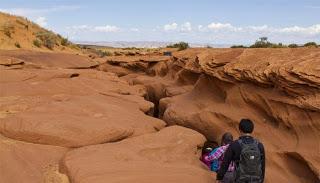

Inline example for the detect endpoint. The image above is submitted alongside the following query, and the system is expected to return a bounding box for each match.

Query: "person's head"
[221,132,233,145]
[202,141,218,155]
[239,119,254,134]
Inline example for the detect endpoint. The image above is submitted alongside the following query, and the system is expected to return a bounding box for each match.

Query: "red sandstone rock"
[0,50,98,69]
[62,126,214,183]
[0,94,164,147]
[161,48,320,183]
[1,48,319,182]
[0,134,68,183]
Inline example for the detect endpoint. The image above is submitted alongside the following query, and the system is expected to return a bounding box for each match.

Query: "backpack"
[236,139,262,183]
[210,147,219,172]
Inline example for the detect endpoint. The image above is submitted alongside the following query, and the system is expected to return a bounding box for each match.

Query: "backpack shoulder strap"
[254,138,260,145]
[252,138,261,148]
[235,139,243,165]
[238,139,244,148]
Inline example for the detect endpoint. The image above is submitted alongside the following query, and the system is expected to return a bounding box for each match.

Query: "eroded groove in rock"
[0,66,166,148]
[284,152,320,182]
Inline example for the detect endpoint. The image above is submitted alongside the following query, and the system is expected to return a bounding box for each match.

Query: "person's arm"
[205,147,224,162]
[259,143,265,183]
[217,144,233,180]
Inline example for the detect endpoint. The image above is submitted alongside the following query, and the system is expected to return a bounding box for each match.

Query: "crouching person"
[217,119,265,183]
[205,132,235,183]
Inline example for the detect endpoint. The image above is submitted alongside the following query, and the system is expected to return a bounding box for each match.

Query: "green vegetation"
[61,37,70,46]
[0,15,78,50]
[35,32,72,49]
[4,29,11,37]
[231,45,247,48]
[97,50,113,57]
[230,37,280,48]
[1,22,14,38]
[14,42,21,48]
[231,37,318,49]
[36,31,56,49]
[80,45,88,49]
[304,42,318,48]
[57,34,70,46]
[16,19,28,29]
[270,43,286,48]
[33,39,42,47]
[288,44,298,48]
[167,42,189,51]
[124,47,139,50]
[249,37,284,48]
[68,44,80,50]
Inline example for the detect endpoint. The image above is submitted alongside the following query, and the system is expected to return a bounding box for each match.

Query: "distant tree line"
[166,42,189,51]
[231,37,318,48]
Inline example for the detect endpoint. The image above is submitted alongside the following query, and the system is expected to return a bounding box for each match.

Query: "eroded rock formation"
[61,126,213,183]
[1,48,319,183]
[105,48,320,182]
[167,48,320,183]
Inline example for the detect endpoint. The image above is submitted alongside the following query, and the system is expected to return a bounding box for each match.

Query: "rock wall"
[102,48,320,182]
[159,48,320,183]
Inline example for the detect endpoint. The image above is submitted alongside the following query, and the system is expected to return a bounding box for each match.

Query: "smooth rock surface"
[0,134,69,183]
[62,126,214,183]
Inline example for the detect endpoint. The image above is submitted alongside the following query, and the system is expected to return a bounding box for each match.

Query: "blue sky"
[1,0,320,44]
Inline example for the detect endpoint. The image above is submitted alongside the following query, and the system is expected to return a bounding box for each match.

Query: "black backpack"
[236,139,262,183]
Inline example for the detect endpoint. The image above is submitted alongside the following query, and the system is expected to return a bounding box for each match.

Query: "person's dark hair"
[239,119,254,133]
[202,141,218,155]
[221,132,233,145]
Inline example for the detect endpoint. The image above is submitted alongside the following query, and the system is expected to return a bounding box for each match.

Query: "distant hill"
[76,41,232,48]
[0,12,77,51]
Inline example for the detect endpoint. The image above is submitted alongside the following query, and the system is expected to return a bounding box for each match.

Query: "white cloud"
[69,25,90,30]
[67,25,121,33]
[197,25,209,32]
[164,23,178,31]
[163,22,192,32]
[279,26,304,33]
[130,28,140,32]
[0,6,80,16]
[94,25,120,32]
[205,22,320,36]
[277,24,320,35]
[207,22,234,30]
[35,16,47,27]
[247,25,270,32]
[181,22,192,32]
[65,21,319,44]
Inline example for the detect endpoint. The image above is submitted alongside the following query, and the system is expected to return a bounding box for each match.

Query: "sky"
[1,0,320,45]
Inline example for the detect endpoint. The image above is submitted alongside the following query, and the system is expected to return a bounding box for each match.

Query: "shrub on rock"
[167,42,190,51]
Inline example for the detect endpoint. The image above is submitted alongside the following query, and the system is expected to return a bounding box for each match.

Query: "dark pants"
[222,171,235,183]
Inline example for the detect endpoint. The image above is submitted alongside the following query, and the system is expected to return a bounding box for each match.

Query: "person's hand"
[216,180,222,183]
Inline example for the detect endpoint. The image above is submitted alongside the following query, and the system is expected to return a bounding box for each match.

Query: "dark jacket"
[217,135,265,182]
